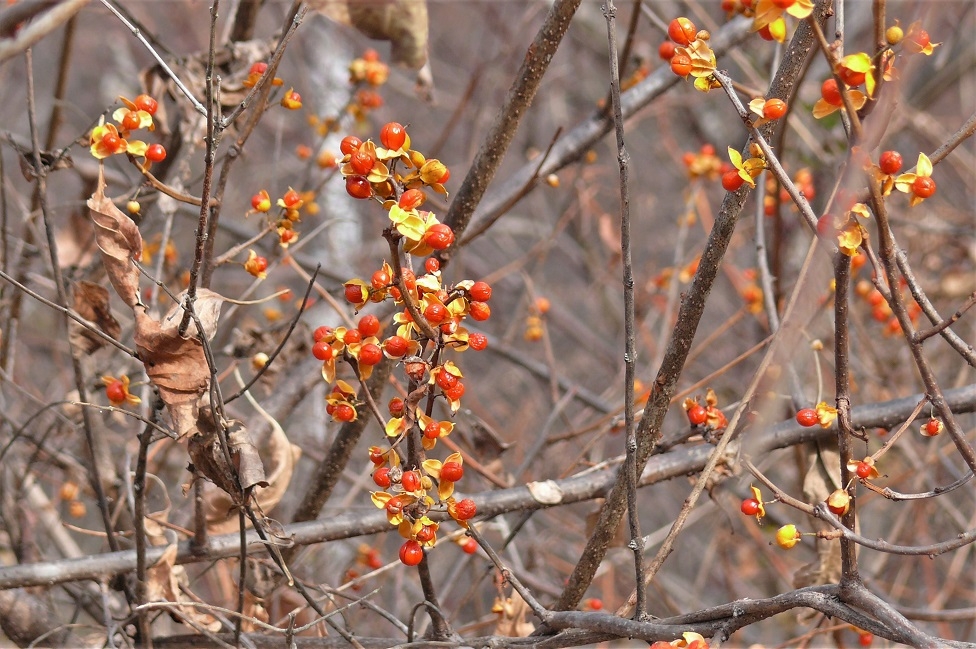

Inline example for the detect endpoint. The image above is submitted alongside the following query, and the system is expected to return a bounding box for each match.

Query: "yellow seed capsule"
[775,524,801,549]
[127,200,141,214]
[251,352,270,370]
[885,24,904,45]
[545,173,560,188]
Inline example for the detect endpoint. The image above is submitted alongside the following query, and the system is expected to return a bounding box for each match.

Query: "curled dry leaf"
[86,167,143,308]
[134,311,209,439]
[312,0,429,68]
[162,289,224,342]
[147,544,221,632]
[205,418,301,535]
[70,280,121,354]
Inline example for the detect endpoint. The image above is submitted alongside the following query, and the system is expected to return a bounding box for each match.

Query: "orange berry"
[762,98,787,119]
[670,53,692,77]
[658,41,676,61]
[912,176,936,198]
[668,17,697,46]
[821,78,843,106]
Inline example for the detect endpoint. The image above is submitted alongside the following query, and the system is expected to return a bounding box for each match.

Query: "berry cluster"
[308,122,493,565]
[90,94,166,164]
[682,389,728,431]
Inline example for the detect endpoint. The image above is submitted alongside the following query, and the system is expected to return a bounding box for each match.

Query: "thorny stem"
[602,0,645,619]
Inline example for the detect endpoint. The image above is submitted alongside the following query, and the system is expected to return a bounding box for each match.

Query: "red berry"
[383,335,408,357]
[771,0,795,7]
[105,380,126,404]
[134,94,158,115]
[344,284,365,304]
[121,110,141,131]
[423,223,455,250]
[454,498,477,520]
[399,539,423,566]
[249,61,268,75]
[740,498,761,516]
[401,470,420,492]
[469,281,492,302]
[445,381,465,401]
[349,150,374,175]
[912,176,936,198]
[342,329,362,345]
[281,188,301,208]
[423,421,442,439]
[658,41,676,61]
[461,537,478,554]
[373,467,392,488]
[821,78,843,106]
[358,343,382,366]
[668,17,697,46]
[380,121,406,150]
[358,314,381,337]
[468,332,488,350]
[855,461,872,479]
[762,98,787,120]
[145,143,167,163]
[388,397,404,417]
[838,67,866,87]
[345,176,373,199]
[334,403,355,422]
[399,189,425,211]
[879,151,903,175]
[441,461,463,482]
[369,446,385,464]
[923,418,942,436]
[425,257,440,273]
[340,135,362,156]
[858,631,873,647]
[313,326,332,342]
[469,301,490,321]
[424,302,447,324]
[909,28,930,50]
[670,53,692,77]
[312,340,334,361]
[415,525,435,543]
[371,269,391,289]
[436,370,458,391]
[796,408,819,427]
[101,132,121,151]
[687,404,707,426]
[722,170,745,192]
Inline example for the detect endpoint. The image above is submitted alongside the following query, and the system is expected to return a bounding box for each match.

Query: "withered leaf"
[162,289,224,342]
[86,168,142,308]
[205,420,300,535]
[312,0,429,69]
[70,280,121,355]
[492,592,535,637]
[147,544,220,632]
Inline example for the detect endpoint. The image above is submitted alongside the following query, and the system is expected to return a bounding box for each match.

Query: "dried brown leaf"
[69,280,121,355]
[86,168,142,308]
[134,311,209,438]
[162,289,224,341]
[206,421,301,535]
[312,0,429,68]
[146,543,220,632]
